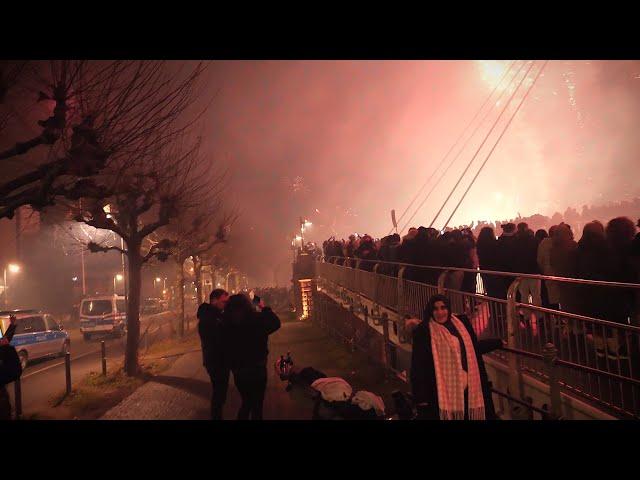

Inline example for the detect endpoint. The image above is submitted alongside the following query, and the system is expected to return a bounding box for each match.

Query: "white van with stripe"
[79,295,127,341]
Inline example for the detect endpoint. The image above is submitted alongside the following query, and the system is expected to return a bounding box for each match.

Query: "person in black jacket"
[0,314,19,420]
[408,294,502,420]
[197,288,230,420]
[225,294,281,420]
[477,227,503,299]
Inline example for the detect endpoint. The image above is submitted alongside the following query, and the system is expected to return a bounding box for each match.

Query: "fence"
[315,257,640,419]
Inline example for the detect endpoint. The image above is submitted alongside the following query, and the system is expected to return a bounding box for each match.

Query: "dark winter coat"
[497,234,518,273]
[410,314,501,420]
[513,234,539,274]
[226,307,281,369]
[575,235,610,319]
[197,303,228,370]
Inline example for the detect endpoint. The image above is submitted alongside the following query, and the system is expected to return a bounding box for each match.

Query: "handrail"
[514,301,640,332]
[501,346,640,386]
[490,388,551,416]
[315,257,640,419]
[324,256,640,290]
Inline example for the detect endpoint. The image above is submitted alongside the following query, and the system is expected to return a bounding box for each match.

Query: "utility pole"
[79,199,86,296]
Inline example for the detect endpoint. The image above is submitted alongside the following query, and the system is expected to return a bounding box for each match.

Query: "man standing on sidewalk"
[197,288,230,420]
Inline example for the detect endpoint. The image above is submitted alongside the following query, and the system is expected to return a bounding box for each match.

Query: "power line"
[399,60,527,234]
[390,60,518,236]
[441,61,548,230]
[428,60,537,229]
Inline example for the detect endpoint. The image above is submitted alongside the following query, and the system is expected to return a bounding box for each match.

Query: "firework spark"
[282,175,310,194]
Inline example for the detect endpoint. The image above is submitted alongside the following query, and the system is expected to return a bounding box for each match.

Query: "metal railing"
[315,256,640,419]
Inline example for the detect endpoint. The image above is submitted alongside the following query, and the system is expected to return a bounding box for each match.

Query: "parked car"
[142,298,163,315]
[79,295,127,341]
[0,309,70,370]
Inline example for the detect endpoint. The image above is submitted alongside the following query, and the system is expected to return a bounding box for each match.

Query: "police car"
[79,295,127,341]
[0,309,70,370]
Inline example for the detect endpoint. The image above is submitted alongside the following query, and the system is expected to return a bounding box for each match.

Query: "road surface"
[7,310,183,417]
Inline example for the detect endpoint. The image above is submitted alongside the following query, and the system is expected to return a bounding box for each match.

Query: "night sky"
[203,60,640,285]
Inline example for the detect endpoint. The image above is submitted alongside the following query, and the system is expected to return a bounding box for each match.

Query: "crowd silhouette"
[322,203,640,326]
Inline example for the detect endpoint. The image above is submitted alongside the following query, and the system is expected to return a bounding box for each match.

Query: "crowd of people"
[322,215,640,325]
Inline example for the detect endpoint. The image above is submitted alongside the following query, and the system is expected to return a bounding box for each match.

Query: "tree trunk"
[194,255,204,305]
[124,243,143,376]
[177,258,185,338]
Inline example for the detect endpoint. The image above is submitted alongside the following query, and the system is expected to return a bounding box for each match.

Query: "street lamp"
[114,273,123,295]
[104,203,127,305]
[299,217,312,250]
[3,263,21,307]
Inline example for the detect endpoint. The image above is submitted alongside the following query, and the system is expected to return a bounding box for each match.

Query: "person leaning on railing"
[405,295,503,420]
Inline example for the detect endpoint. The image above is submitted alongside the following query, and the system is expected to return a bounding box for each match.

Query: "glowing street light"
[3,263,21,307]
[153,276,166,296]
[298,217,312,249]
[114,273,124,294]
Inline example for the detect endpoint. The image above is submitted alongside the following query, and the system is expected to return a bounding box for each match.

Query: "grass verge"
[40,328,200,420]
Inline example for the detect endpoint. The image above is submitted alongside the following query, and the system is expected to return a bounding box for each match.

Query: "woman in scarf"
[409,294,503,420]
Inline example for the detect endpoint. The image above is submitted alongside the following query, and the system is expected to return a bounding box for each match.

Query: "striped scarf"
[429,315,485,420]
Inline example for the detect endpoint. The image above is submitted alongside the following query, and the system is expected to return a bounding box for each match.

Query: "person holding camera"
[1,315,21,420]
[225,294,280,420]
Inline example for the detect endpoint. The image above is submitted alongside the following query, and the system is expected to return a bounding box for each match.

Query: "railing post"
[101,340,107,376]
[14,378,22,420]
[381,312,392,372]
[373,263,380,304]
[543,342,562,420]
[437,270,448,295]
[65,351,72,396]
[506,277,527,419]
[397,266,406,316]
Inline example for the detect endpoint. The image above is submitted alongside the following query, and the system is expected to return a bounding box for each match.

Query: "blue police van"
[0,309,70,370]
[79,295,127,341]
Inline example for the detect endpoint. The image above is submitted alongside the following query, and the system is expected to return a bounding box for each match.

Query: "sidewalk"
[101,320,407,420]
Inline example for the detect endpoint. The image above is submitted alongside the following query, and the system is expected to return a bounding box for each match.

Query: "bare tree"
[0,60,206,219]
[162,197,236,337]
[76,130,219,375]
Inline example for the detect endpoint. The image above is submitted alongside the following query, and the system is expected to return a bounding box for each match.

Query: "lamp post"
[114,274,123,295]
[104,204,128,307]
[154,277,162,296]
[299,217,312,251]
[3,263,20,307]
